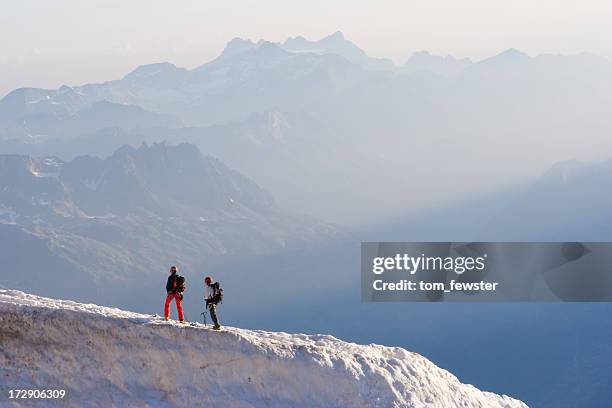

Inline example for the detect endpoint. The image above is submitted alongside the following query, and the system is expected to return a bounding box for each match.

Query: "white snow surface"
[0,290,528,408]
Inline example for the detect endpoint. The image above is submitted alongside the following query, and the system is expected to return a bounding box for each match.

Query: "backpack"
[211,282,223,304]
[175,275,186,293]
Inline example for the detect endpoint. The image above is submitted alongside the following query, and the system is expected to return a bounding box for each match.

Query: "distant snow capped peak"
[280,31,395,70]
[480,48,531,65]
[215,39,289,63]
[283,31,347,49]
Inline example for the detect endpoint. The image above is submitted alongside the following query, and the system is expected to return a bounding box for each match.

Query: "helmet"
[170,265,178,273]
[204,276,212,284]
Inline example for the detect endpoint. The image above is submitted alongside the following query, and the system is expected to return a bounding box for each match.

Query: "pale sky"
[1,0,611,97]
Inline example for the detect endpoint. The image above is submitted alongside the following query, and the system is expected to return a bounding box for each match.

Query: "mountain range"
[0,142,337,308]
[2,32,612,224]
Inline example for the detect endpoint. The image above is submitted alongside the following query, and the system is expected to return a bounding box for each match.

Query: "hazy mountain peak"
[112,141,200,163]
[58,85,74,94]
[218,37,258,59]
[284,35,307,44]
[228,36,256,46]
[467,48,532,75]
[406,50,444,63]
[288,30,357,52]
[50,141,278,217]
[0,88,59,120]
[280,31,394,70]
[123,62,181,81]
[251,41,290,59]
[484,48,531,64]
[282,35,311,51]
[542,159,594,184]
[258,40,281,50]
[411,50,433,58]
[320,30,346,42]
[121,62,190,92]
[501,48,529,58]
[111,143,138,158]
[404,50,472,75]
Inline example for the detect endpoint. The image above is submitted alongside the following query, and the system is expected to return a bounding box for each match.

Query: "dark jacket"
[166,272,177,293]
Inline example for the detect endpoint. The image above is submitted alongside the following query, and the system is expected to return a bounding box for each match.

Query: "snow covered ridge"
[0,290,527,408]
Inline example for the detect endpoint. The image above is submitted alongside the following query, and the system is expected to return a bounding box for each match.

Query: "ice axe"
[201,305,207,326]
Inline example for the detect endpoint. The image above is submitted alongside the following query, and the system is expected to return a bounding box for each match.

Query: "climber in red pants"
[164,265,185,322]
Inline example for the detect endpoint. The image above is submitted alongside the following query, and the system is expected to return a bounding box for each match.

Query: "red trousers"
[164,293,184,321]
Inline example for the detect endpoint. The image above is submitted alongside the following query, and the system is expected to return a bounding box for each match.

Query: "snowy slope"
[0,290,527,408]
